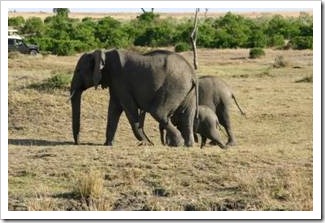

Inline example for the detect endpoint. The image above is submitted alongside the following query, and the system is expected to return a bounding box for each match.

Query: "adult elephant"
[70,49,197,147]
[157,75,245,146]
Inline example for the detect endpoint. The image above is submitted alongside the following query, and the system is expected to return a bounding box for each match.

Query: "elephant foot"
[137,141,154,146]
[167,135,183,147]
[226,140,236,146]
[168,140,183,147]
[165,131,183,147]
[104,141,113,146]
[209,140,227,149]
[184,140,194,147]
[219,144,228,149]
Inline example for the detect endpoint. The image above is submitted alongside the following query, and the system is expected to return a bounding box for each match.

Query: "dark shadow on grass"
[52,192,80,200]
[8,138,101,146]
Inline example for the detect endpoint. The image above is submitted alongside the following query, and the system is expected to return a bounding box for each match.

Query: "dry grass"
[8,10,313,21]
[8,48,313,212]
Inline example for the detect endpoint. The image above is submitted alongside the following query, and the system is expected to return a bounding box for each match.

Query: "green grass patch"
[28,73,71,91]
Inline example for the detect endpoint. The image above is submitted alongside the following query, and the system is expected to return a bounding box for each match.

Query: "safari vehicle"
[8,29,39,55]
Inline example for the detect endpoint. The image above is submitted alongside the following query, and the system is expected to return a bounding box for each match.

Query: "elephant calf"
[194,105,227,149]
[163,105,226,149]
[198,75,245,146]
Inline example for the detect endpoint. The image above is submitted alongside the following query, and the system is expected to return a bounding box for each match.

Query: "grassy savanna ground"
[8,47,313,211]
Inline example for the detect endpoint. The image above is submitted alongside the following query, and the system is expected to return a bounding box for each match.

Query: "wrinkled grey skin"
[197,75,245,146]
[157,75,245,147]
[163,105,226,149]
[70,49,197,147]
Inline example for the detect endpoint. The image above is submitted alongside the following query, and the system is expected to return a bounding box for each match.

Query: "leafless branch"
[190,8,199,70]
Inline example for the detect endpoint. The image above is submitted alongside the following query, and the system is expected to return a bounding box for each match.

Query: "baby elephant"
[162,105,226,149]
[194,105,227,149]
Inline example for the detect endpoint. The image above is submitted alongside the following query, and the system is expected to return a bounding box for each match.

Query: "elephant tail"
[216,120,227,138]
[232,94,246,117]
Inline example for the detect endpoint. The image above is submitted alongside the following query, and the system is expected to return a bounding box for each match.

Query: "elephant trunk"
[70,88,82,145]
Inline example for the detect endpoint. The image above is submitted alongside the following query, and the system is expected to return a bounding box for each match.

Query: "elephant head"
[70,50,106,145]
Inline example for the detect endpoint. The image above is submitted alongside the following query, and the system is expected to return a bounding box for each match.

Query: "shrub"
[267,34,285,48]
[11,11,313,55]
[249,48,265,59]
[52,40,75,56]
[136,11,159,23]
[273,55,289,68]
[174,42,190,52]
[73,170,104,200]
[290,36,312,49]
[22,17,44,36]
[29,73,71,91]
[9,16,25,27]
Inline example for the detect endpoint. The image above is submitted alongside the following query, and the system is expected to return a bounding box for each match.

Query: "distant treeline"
[9,11,313,56]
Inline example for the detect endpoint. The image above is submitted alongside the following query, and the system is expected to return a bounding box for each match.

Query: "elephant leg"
[159,123,166,145]
[105,98,123,146]
[177,108,195,147]
[138,110,154,145]
[200,135,207,149]
[194,133,199,143]
[148,98,184,147]
[150,111,183,147]
[217,106,236,146]
[122,101,153,145]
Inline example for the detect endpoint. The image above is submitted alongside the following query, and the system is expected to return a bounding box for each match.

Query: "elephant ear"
[92,49,106,89]
[108,49,126,71]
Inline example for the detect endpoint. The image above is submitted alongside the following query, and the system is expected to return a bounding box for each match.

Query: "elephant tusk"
[66,90,76,103]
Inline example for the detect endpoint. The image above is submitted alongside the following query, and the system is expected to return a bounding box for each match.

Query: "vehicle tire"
[30,50,38,56]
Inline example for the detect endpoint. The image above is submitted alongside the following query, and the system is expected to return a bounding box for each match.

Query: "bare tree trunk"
[190,8,199,70]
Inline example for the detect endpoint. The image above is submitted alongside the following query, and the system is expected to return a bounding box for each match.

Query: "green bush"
[52,40,75,56]
[175,42,191,52]
[268,34,285,48]
[10,11,313,55]
[29,73,71,91]
[22,17,44,37]
[290,36,312,49]
[9,16,25,27]
[249,48,265,59]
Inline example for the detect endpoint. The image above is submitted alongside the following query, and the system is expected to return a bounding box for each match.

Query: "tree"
[190,8,199,69]
[214,12,251,48]
[53,8,70,17]
[8,16,25,27]
[21,17,44,37]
